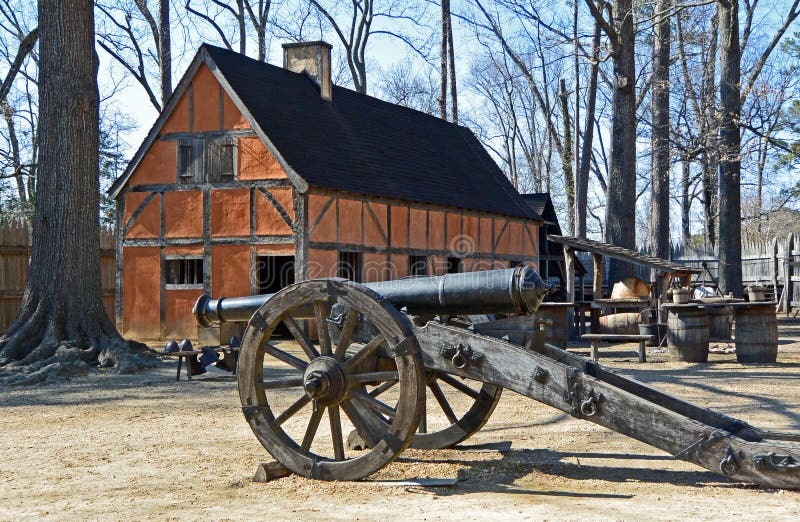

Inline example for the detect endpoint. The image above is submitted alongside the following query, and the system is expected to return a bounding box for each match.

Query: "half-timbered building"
[109,42,544,340]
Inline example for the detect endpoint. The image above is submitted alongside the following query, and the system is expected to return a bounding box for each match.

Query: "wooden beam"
[565,247,575,304]
[593,253,603,300]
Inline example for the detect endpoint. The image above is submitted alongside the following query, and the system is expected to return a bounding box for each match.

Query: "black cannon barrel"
[193,266,551,327]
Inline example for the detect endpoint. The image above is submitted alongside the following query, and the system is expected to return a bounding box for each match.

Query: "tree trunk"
[576,14,601,239]
[0,0,150,385]
[445,0,457,124]
[717,0,743,297]
[439,0,448,120]
[159,0,171,107]
[559,79,575,233]
[681,155,691,244]
[604,0,637,283]
[237,0,246,55]
[650,0,671,267]
[702,12,719,248]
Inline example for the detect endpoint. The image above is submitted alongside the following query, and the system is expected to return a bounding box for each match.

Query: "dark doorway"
[446,257,461,274]
[256,255,295,294]
[409,255,428,276]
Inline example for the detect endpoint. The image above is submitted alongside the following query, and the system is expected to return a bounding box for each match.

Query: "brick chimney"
[282,41,333,102]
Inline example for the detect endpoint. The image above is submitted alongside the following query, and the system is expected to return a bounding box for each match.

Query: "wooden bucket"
[706,307,732,340]
[667,309,709,362]
[735,306,778,363]
[597,312,640,335]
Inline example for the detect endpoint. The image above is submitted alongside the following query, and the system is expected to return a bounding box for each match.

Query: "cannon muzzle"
[193,266,551,327]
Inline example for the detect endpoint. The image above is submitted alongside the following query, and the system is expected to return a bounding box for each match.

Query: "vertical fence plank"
[0,221,117,333]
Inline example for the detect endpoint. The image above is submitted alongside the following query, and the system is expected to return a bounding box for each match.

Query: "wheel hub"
[303,356,347,405]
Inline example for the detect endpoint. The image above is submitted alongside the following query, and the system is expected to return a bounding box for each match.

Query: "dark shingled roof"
[521,193,563,257]
[521,193,560,233]
[201,45,540,221]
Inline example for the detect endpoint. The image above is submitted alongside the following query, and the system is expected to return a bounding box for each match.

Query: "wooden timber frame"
[551,236,700,324]
[111,45,543,340]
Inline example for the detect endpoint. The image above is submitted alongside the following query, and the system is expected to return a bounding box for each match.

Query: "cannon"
[193,268,800,487]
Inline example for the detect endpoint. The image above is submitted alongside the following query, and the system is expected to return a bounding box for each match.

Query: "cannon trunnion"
[195,270,800,489]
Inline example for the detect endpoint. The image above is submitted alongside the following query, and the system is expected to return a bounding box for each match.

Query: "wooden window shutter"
[192,138,205,182]
[207,137,235,181]
[177,141,194,182]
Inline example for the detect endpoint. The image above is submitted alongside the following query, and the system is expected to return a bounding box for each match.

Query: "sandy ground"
[2,318,800,521]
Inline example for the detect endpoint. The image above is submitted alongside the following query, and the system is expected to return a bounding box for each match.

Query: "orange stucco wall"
[308,249,338,279]
[211,188,250,237]
[309,194,336,242]
[120,61,301,340]
[192,64,219,132]
[304,192,540,284]
[362,253,388,282]
[124,192,160,239]
[211,245,251,297]
[123,247,160,339]
[255,187,294,236]
[364,202,387,247]
[165,289,204,339]
[164,191,203,238]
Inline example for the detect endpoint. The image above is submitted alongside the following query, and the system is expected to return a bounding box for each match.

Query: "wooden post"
[782,233,790,314]
[771,236,779,307]
[592,253,603,300]
[565,248,575,302]
[564,247,575,339]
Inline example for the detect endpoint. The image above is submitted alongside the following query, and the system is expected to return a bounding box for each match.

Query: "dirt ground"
[3,318,800,521]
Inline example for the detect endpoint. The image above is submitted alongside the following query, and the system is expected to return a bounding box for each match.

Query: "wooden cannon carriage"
[193,267,800,488]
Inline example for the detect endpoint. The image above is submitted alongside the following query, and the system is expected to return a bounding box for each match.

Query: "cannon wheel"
[407,315,502,450]
[238,279,425,481]
[411,372,502,450]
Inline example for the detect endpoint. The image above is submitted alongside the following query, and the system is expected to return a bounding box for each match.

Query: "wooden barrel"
[597,312,640,335]
[667,309,709,362]
[706,307,732,340]
[735,305,778,363]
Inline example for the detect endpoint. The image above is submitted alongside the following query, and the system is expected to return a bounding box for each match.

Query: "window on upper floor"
[207,137,235,181]
[177,136,236,184]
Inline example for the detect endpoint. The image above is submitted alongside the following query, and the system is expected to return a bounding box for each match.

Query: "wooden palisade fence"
[0,220,116,333]
[653,233,800,312]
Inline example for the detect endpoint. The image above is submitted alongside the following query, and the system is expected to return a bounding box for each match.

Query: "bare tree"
[649,0,670,265]
[0,0,149,385]
[186,0,273,61]
[471,0,575,228]
[376,59,438,115]
[716,0,800,295]
[96,0,173,111]
[305,0,431,94]
[585,0,637,282]
[438,0,457,122]
[575,8,602,238]
[0,1,39,208]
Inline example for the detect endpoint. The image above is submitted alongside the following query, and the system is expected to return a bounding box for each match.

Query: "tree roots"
[0,314,157,386]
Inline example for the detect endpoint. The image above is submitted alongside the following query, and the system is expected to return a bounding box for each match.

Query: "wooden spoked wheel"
[237,279,425,481]
[411,372,502,450]
[409,315,502,450]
